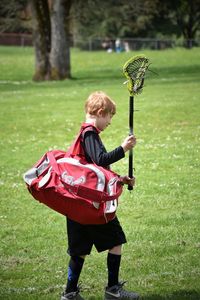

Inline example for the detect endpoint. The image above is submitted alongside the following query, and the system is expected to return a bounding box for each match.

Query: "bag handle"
[64,182,123,203]
[47,151,61,175]
[47,151,123,203]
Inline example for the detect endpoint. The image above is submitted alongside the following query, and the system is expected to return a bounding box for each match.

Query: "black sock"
[66,256,84,293]
[107,252,121,287]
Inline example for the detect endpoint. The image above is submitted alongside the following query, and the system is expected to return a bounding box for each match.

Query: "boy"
[61,91,139,300]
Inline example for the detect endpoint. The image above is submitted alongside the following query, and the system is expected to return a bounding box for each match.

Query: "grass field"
[0,46,200,300]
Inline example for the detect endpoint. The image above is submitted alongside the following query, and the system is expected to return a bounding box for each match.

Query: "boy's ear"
[97,108,104,116]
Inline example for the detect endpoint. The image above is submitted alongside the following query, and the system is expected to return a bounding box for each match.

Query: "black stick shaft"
[128,95,134,190]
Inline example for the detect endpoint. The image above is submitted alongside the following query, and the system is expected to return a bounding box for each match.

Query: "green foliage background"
[0,46,200,299]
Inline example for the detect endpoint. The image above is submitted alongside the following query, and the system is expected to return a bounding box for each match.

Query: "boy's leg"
[61,255,85,300]
[65,255,85,293]
[107,245,122,287]
[63,218,93,299]
[105,245,139,299]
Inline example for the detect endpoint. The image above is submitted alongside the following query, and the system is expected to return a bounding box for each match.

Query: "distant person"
[115,38,122,53]
[61,91,139,300]
[102,39,113,53]
[124,41,130,52]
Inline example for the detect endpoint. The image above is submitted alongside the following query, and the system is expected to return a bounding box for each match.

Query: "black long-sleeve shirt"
[82,129,125,168]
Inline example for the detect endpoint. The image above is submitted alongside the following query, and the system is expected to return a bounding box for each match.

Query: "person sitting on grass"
[61,91,139,300]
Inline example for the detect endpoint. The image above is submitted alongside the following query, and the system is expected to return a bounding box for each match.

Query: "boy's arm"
[83,131,125,167]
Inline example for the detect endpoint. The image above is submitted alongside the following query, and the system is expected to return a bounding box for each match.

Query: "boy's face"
[96,112,113,131]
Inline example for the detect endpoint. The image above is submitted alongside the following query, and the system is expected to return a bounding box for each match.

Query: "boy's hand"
[119,175,136,187]
[121,135,136,153]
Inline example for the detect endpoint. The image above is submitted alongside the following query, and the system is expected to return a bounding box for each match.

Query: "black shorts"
[66,217,127,256]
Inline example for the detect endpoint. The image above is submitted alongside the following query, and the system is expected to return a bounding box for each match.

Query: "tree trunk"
[50,0,71,79]
[31,0,71,81]
[31,0,51,81]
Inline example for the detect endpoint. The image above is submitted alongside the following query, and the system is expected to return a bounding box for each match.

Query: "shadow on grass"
[140,290,200,300]
[0,64,199,94]
[73,65,200,80]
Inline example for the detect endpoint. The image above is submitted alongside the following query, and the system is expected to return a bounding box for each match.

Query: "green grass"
[0,46,200,300]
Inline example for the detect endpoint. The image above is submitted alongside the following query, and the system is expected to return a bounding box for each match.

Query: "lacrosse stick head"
[123,55,149,96]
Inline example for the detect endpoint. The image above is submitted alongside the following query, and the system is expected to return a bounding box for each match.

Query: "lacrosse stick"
[123,55,149,190]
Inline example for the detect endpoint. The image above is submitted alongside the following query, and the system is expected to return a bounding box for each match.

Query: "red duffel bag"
[23,124,123,224]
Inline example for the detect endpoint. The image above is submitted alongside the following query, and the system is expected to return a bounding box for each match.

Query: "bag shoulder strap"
[66,123,99,157]
[81,124,99,137]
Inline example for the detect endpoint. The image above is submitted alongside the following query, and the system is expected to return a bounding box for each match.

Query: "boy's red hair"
[85,91,116,116]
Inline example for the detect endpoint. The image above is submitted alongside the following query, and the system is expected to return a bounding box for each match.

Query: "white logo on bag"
[61,171,86,186]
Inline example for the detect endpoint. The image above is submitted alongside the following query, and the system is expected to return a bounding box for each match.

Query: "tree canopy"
[1,0,199,42]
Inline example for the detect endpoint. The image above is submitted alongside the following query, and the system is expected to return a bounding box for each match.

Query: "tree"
[50,0,71,79]
[70,0,173,40]
[70,0,147,39]
[71,0,200,48]
[169,0,200,47]
[31,0,51,80]
[0,0,30,33]
[31,0,71,81]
